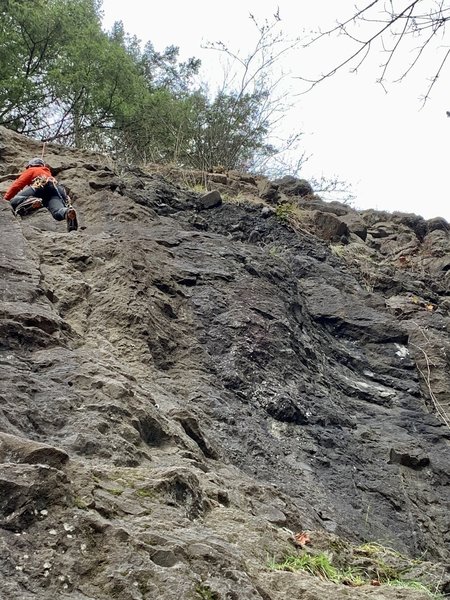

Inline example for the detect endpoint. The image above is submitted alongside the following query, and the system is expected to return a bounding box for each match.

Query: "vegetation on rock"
[0,0,303,173]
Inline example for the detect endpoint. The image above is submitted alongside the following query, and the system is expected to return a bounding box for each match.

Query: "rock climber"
[3,157,78,231]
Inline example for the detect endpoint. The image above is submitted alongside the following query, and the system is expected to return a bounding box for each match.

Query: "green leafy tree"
[120,14,306,172]
[0,0,149,146]
[0,2,305,175]
[116,88,193,163]
[179,88,273,171]
[47,14,148,148]
[0,0,70,132]
[141,42,201,93]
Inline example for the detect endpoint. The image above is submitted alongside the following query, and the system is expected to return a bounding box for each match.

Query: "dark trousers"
[10,182,69,221]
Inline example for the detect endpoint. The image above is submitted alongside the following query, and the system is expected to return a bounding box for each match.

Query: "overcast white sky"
[101,0,450,221]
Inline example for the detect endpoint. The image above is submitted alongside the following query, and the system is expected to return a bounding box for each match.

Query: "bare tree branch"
[420,46,450,105]
[300,0,450,101]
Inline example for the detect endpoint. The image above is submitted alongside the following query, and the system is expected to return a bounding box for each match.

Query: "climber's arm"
[4,171,34,201]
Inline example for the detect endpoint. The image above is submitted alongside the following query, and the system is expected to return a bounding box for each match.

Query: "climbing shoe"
[14,197,43,217]
[66,207,78,232]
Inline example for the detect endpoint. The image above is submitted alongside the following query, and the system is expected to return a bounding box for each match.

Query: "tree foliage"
[184,89,272,171]
[0,0,306,174]
[0,0,148,145]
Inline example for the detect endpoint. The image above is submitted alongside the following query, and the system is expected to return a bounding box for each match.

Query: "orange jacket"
[4,165,53,201]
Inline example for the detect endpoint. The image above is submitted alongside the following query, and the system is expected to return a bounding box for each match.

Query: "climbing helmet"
[26,157,45,168]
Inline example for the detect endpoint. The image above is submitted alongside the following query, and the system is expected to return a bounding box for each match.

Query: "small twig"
[410,340,450,430]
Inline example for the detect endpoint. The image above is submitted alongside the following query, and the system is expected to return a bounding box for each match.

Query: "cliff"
[0,126,449,600]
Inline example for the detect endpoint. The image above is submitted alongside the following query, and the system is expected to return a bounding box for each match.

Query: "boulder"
[272,175,313,197]
[196,190,222,210]
[339,212,367,240]
[313,210,349,242]
[257,178,280,203]
[426,216,449,234]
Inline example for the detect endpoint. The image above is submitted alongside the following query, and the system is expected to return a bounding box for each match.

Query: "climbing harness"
[31,175,70,206]
[31,175,58,189]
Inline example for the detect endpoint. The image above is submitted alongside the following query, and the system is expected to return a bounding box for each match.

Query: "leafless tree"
[301,1,450,105]
[202,12,306,172]
[309,175,356,205]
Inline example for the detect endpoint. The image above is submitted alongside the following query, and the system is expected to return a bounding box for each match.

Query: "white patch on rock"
[343,375,396,398]
[363,370,375,378]
[395,344,409,358]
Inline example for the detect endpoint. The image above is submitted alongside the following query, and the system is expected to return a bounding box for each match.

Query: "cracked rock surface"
[0,127,449,599]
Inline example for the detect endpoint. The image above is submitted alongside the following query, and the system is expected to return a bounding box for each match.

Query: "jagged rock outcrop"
[271,175,314,197]
[0,126,449,599]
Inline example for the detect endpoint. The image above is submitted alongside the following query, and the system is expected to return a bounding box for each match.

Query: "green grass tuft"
[269,553,365,586]
[269,551,445,598]
[275,203,295,223]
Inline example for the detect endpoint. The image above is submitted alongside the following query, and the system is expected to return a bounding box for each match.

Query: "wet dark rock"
[263,393,309,424]
[188,214,209,230]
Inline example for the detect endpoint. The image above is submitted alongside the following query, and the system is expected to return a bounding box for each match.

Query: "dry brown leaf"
[294,531,310,546]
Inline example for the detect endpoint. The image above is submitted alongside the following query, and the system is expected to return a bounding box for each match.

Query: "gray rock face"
[0,126,449,599]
